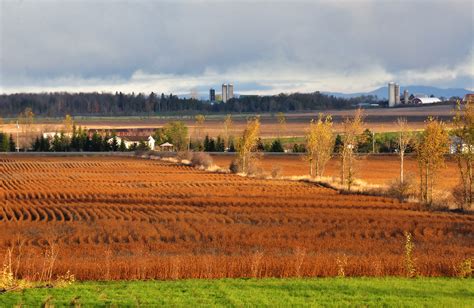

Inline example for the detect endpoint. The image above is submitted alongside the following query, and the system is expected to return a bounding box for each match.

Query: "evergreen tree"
[40,135,50,151]
[91,132,102,151]
[216,136,225,152]
[9,134,16,152]
[111,134,118,151]
[0,133,9,152]
[33,137,41,151]
[119,138,127,152]
[270,139,284,152]
[203,135,210,151]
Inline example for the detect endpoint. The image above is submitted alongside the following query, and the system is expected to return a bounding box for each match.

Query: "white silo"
[222,84,228,103]
[403,90,409,104]
[227,84,234,100]
[388,82,396,107]
[395,84,400,105]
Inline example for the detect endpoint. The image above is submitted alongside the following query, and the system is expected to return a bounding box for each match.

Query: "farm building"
[411,97,441,105]
[109,135,155,150]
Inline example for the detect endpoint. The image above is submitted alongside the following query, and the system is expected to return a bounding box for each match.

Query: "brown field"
[211,154,461,191]
[0,155,472,280]
[1,104,457,139]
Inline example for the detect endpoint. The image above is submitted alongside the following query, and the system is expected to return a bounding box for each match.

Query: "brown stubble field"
[0,155,472,280]
[211,154,461,191]
[0,104,457,138]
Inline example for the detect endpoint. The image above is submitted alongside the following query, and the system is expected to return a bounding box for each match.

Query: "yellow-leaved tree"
[236,117,260,174]
[340,108,364,191]
[452,100,474,209]
[305,114,334,177]
[416,117,449,205]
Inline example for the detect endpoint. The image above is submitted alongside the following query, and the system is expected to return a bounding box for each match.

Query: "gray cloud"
[1,0,473,94]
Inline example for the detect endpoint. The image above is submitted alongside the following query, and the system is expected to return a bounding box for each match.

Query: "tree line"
[229,101,472,211]
[0,92,383,117]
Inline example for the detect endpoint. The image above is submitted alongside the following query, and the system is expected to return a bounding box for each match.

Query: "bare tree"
[305,114,334,177]
[236,117,260,174]
[18,107,34,151]
[396,118,413,184]
[415,118,449,205]
[340,109,364,191]
[453,100,474,209]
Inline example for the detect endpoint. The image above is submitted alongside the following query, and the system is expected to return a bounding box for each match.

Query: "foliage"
[452,101,474,209]
[236,117,261,174]
[0,133,10,152]
[163,121,189,151]
[190,152,214,169]
[396,118,414,184]
[415,118,450,205]
[269,139,284,152]
[340,109,365,190]
[305,114,334,177]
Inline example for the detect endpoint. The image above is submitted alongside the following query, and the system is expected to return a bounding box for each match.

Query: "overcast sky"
[1,0,473,95]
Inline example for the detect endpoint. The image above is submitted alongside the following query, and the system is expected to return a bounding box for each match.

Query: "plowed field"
[0,155,472,280]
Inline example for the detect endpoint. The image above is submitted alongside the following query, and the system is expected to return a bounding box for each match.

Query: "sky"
[1,0,473,96]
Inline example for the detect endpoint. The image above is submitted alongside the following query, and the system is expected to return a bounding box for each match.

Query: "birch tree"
[416,118,449,205]
[236,117,260,174]
[340,109,364,191]
[396,118,413,184]
[305,114,334,177]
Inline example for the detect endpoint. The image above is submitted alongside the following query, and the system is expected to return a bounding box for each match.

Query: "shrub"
[190,152,213,169]
[176,151,193,162]
[271,166,282,179]
[229,159,240,173]
[386,178,415,202]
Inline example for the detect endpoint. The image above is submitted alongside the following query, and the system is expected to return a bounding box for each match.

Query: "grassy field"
[1,278,472,307]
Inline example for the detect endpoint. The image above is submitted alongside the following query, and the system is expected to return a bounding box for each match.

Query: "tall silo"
[403,90,409,104]
[395,83,400,105]
[227,84,234,100]
[222,84,228,103]
[388,82,396,107]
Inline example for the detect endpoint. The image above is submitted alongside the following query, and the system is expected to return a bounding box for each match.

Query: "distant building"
[388,82,396,107]
[411,97,441,105]
[463,94,474,103]
[222,84,228,103]
[209,88,215,102]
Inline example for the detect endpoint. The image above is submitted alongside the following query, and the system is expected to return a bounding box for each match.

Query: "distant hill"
[326,85,472,100]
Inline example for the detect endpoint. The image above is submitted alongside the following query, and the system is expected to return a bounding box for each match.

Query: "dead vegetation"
[0,155,472,281]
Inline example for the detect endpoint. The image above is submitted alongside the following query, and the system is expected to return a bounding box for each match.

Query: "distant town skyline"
[1,0,472,95]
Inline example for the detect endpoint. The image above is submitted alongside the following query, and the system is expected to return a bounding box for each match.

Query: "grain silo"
[395,83,400,105]
[388,82,396,107]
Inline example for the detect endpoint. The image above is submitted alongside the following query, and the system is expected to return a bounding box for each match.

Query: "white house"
[109,135,155,150]
[42,132,73,139]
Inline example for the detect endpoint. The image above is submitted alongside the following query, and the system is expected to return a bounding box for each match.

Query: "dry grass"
[0,155,472,281]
